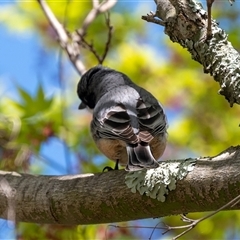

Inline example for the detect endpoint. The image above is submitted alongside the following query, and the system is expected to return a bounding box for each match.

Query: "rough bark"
[0,146,240,225]
[1,0,239,227]
[142,0,240,106]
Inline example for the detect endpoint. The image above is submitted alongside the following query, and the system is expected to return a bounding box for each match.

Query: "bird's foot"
[102,166,114,172]
[102,159,119,172]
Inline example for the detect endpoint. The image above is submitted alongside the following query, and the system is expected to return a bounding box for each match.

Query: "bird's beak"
[78,102,87,109]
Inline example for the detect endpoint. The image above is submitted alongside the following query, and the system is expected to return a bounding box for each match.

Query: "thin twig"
[172,226,194,240]
[38,0,116,73]
[92,0,99,9]
[107,194,240,240]
[206,0,214,39]
[77,0,117,37]
[101,12,113,64]
[37,0,86,75]
[77,11,113,65]
[172,194,240,239]
[38,0,68,42]
[149,221,164,240]
[80,38,102,63]
[180,214,194,223]
[142,11,165,26]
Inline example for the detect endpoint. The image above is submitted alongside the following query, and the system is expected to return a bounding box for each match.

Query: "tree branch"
[142,0,240,106]
[78,12,113,64]
[37,0,117,74]
[1,146,240,225]
[77,0,117,37]
[108,194,240,240]
[37,0,86,75]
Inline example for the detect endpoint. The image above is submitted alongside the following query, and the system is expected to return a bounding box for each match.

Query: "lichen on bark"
[125,159,196,202]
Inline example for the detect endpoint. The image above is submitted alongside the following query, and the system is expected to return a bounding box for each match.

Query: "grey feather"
[77,65,168,171]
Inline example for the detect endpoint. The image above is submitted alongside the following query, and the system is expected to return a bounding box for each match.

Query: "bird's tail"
[126,143,159,171]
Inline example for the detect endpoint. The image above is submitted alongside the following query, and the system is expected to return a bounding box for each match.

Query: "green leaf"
[16,84,54,118]
[36,84,45,103]
[17,86,33,106]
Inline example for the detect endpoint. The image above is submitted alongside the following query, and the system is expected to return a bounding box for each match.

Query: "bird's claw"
[102,159,119,172]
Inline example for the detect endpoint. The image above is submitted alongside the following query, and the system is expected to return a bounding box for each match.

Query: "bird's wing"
[136,96,167,143]
[92,103,139,145]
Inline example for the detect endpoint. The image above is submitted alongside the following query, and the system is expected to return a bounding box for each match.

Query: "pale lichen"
[186,0,240,106]
[125,159,196,202]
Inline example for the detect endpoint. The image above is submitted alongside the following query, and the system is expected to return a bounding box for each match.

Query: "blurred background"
[0,0,240,239]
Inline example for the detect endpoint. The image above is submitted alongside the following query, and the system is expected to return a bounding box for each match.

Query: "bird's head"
[77,65,103,110]
[77,65,133,110]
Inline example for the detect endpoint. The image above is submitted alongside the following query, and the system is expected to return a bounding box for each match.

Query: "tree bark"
[0,146,240,225]
[142,0,240,106]
[1,0,239,227]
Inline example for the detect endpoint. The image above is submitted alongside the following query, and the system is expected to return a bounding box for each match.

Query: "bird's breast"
[95,138,128,165]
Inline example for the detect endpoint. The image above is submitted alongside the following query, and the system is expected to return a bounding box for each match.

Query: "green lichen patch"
[125,159,196,202]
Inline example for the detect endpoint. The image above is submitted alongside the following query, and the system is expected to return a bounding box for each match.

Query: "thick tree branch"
[143,0,240,106]
[0,146,240,225]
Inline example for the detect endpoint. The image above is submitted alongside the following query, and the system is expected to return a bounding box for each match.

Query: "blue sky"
[0,23,75,174]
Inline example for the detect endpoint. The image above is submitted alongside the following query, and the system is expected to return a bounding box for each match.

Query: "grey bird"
[77,65,167,171]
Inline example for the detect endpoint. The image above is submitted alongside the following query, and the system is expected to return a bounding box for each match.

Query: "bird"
[77,65,168,171]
